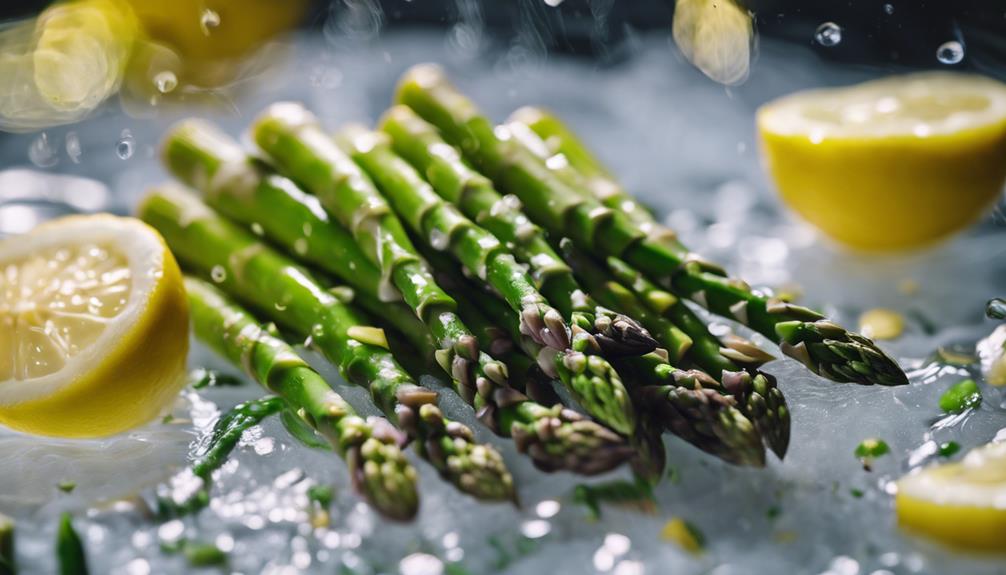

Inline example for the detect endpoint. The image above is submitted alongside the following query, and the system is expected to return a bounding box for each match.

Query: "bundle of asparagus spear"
[139,63,907,520]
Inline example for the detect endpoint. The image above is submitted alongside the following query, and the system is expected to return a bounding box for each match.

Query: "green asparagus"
[0,514,13,575]
[141,188,513,503]
[379,104,657,357]
[250,105,506,413]
[395,63,907,387]
[141,186,629,475]
[161,119,436,360]
[558,238,789,458]
[185,276,433,515]
[336,124,637,435]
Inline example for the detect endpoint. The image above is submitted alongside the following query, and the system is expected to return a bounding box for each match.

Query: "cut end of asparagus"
[641,385,766,467]
[349,417,420,521]
[592,307,659,357]
[412,404,516,502]
[509,403,635,475]
[776,320,909,386]
[722,370,791,459]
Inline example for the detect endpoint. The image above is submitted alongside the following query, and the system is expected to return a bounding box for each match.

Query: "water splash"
[28,132,58,167]
[200,9,221,35]
[936,41,964,64]
[116,130,135,160]
[64,132,81,164]
[814,22,843,47]
[154,71,178,94]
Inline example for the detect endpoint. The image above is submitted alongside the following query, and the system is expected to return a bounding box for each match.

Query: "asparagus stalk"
[379,105,656,357]
[56,514,87,575]
[395,64,907,387]
[142,188,513,502]
[160,119,436,362]
[142,186,628,476]
[558,239,790,458]
[0,514,13,575]
[185,277,433,514]
[336,124,636,435]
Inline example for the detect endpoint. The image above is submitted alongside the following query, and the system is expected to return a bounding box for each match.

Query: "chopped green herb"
[161,414,175,425]
[850,488,864,498]
[939,379,982,413]
[190,368,245,389]
[937,441,961,457]
[665,467,681,485]
[57,481,76,494]
[766,506,781,520]
[0,513,15,575]
[661,518,705,554]
[572,477,655,520]
[444,563,474,575]
[854,438,890,459]
[183,542,228,567]
[280,409,331,451]
[308,485,334,508]
[56,513,88,575]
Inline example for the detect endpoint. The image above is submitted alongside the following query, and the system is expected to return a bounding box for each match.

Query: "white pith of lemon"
[0,214,189,437]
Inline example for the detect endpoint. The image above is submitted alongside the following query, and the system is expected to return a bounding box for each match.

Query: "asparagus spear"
[56,514,87,575]
[558,238,790,458]
[141,186,628,475]
[0,514,13,575]
[142,188,513,502]
[185,277,433,514]
[161,119,436,361]
[336,124,637,435]
[395,64,907,387]
[379,105,656,357]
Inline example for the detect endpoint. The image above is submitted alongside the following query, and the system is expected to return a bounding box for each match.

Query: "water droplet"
[814,22,842,47]
[275,302,287,311]
[65,132,82,164]
[293,238,308,255]
[153,71,177,94]
[884,3,894,15]
[28,132,58,167]
[936,40,964,64]
[544,0,564,6]
[428,229,448,251]
[250,222,264,236]
[210,265,227,283]
[200,9,220,35]
[116,130,135,160]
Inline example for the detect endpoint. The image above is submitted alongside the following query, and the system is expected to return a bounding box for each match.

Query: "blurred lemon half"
[0,215,189,437]
[896,440,1006,551]
[758,72,1006,251]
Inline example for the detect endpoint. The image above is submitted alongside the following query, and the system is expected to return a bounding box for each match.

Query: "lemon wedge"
[758,72,1006,250]
[0,214,189,437]
[896,440,1006,551]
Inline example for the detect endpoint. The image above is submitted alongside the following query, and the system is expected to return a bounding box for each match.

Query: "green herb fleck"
[572,477,655,520]
[183,542,228,567]
[57,481,77,494]
[665,467,681,485]
[850,488,864,499]
[161,414,175,424]
[280,409,331,451]
[0,513,15,575]
[854,438,890,459]
[56,513,88,575]
[190,368,244,389]
[308,485,334,508]
[939,379,982,413]
[937,441,961,457]
[766,506,781,520]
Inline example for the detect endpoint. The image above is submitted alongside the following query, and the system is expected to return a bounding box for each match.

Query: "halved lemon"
[896,440,1006,551]
[0,214,189,437]
[758,72,1006,251]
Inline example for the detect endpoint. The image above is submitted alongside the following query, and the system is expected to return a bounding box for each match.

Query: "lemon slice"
[0,214,189,437]
[758,72,1006,250]
[896,441,1006,551]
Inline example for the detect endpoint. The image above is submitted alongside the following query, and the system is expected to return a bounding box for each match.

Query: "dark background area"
[3,0,1004,75]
